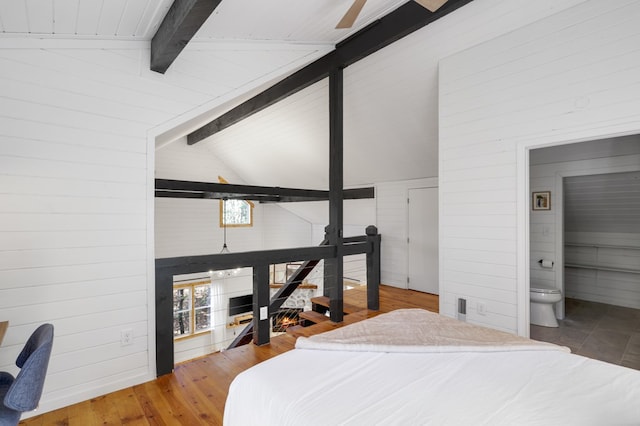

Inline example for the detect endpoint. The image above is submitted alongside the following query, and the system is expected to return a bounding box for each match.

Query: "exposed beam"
[187,0,473,144]
[155,179,375,202]
[151,0,221,74]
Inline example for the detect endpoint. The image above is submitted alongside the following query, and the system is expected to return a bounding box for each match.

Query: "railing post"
[322,226,331,298]
[155,267,175,376]
[366,225,380,310]
[253,263,271,345]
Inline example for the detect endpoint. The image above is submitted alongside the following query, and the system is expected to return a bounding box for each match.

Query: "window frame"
[173,280,213,341]
[218,176,254,228]
[219,198,253,228]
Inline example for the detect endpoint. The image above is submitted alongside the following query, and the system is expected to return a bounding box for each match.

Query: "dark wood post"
[322,225,331,299]
[327,67,344,322]
[155,267,174,376]
[252,263,271,345]
[366,225,381,310]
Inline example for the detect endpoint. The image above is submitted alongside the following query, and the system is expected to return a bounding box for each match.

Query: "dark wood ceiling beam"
[151,0,222,74]
[155,179,374,202]
[187,0,473,144]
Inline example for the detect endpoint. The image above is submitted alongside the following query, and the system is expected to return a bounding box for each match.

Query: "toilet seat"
[530,283,561,294]
[530,287,561,294]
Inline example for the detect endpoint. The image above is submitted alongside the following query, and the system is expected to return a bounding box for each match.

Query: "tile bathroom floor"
[530,298,640,371]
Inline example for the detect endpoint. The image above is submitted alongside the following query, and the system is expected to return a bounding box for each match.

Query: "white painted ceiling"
[194,0,588,192]
[0,0,592,210]
[0,0,408,42]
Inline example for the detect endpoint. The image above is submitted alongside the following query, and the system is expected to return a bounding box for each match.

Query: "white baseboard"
[21,369,156,419]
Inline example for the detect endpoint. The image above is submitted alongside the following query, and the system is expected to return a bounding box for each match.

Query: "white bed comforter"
[224,309,640,426]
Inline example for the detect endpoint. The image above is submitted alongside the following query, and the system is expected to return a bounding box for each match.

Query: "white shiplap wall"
[154,181,313,258]
[0,41,322,415]
[376,178,438,288]
[0,47,175,414]
[155,139,313,258]
[439,0,640,334]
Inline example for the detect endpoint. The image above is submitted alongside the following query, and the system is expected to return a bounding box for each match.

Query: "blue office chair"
[0,324,54,426]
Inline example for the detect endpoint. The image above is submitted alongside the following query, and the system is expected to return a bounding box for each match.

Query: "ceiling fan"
[336,0,449,29]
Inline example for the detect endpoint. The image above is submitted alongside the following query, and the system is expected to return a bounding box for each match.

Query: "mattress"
[224,309,640,425]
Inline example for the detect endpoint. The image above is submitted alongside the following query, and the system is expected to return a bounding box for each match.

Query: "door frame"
[517,131,640,337]
[408,186,439,294]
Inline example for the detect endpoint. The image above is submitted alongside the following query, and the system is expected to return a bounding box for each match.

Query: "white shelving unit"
[564,243,640,275]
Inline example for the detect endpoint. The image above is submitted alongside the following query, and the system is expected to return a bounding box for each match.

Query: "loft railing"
[155,225,381,376]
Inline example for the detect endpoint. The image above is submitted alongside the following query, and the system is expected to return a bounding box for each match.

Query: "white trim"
[184,39,335,51]
[406,178,439,292]
[516,143,530,337]
[554,172,565,320]
[146,129,157,379]
[0,37,149,49]
[23,372,152,419]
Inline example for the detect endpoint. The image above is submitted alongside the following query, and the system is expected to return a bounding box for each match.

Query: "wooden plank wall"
[0,43,322,417]
[0,47,176,415]
[439,0,640,334]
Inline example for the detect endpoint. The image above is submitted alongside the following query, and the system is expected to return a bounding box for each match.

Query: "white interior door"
[408,187,439,294]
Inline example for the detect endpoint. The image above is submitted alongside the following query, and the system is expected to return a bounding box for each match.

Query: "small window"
[219,176,254,227]
[173,280,212,339]
[221,199,252,226]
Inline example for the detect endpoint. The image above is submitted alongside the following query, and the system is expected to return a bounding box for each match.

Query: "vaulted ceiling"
[0,0,589,199]
[0,0,412,43]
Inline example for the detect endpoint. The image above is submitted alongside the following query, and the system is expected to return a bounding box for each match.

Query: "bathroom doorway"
[528,136,640,369]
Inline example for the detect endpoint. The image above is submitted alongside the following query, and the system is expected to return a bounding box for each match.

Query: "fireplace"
[272,308,302,332]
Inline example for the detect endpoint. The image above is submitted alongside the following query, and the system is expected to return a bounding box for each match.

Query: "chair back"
[3,324,54,412]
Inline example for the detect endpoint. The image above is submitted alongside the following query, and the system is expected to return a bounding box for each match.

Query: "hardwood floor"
[22,285,438,426]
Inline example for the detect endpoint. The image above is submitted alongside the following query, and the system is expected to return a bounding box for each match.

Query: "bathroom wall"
[563,169,640,308]
[530,137,640,313]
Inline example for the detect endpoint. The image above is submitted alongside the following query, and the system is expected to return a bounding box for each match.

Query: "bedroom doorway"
[408,187,438,294]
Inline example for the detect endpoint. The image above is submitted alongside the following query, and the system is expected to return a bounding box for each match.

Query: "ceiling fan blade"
[413,0,449,12]
[336,0,368,29]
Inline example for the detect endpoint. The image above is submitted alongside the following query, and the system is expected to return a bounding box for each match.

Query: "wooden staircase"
[226,241,328,349]
[298,310,330,325]
[309,295,362,315]
[288,294,366,336]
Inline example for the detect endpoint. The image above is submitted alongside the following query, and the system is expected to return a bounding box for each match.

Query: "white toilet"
[530,282,562,327]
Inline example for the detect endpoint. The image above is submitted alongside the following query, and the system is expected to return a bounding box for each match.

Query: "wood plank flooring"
[21,285,438,426]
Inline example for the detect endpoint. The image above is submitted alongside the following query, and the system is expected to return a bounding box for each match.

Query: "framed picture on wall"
[532,191,551,210]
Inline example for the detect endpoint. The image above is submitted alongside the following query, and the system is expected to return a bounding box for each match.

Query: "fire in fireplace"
[272,308,302,332]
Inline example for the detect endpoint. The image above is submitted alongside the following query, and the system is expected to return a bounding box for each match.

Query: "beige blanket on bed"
[295,308,568,353]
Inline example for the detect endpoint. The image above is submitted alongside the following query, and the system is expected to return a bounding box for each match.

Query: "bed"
[224,309,640,425]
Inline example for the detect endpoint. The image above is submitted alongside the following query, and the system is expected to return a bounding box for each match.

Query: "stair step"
[310,296,362,314]
[299,310,330,324]
[286,325,304,336]
[286,310,380,338]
